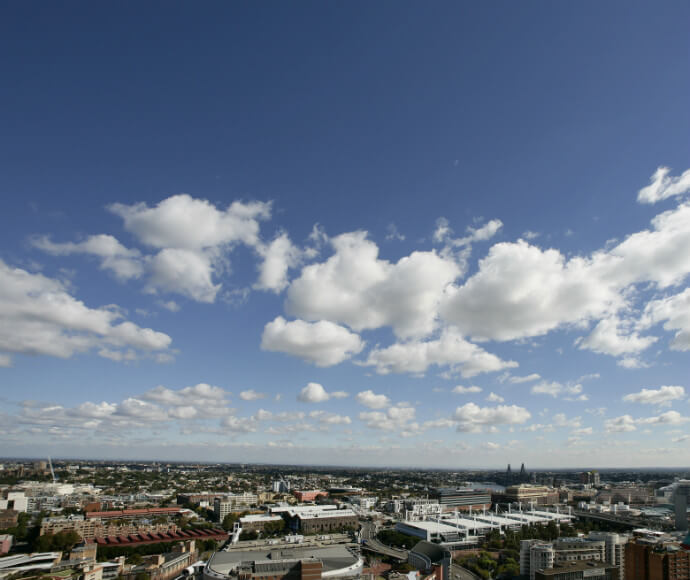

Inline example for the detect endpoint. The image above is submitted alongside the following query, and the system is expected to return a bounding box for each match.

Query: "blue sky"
[1,1,689,467]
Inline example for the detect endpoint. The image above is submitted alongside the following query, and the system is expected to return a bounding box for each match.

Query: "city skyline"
[1,2,689,467]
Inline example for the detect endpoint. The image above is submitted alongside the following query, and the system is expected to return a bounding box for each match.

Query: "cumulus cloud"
[605,410,689,433]
[441,240,619,341]
[261,316,364,367]
[453,403,531,432]
[356,390,391,409]
[453,385,482,394]
[297,382,347,403]
[361,327,517,377]
[285,231,460,339]
[605,415,637,433]
[0,259,171,366]
[531,381,587,401]
[637,166,690,204]
[441,196,690,348]
[640,289,690,351]
[486,392,505,403]
[577,316,657,357]
[146,248,220,302]
[143,383,229,408]
[508,373,541,384]
[623,386,685,406]
[31,234,144,280]
[359,404,417,431]
[254,232,302,293]
[222,415,258,433]
[239,389,266,401]
[109,195,271,250]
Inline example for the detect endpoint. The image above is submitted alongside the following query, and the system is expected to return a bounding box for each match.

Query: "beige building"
[40,516,178,541]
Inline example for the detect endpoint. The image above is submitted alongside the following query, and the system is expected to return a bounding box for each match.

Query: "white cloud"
[638,411,689,426]
[254,232,302,293]
[361,327,517,377]
[0,259,171,365]
[356,390,391,409]
[385,223,405,242]
[441,196,690,348]
[359,404,416,431]
[553,413,582,428]
[605,415,637,433]
[577,316,657,357]
[239,389,266,401]
[116,398,168,421]
[147,248,220,303]
[261,316,364,367]
[453,385,482,394]
[285,231,460,339]
[640,289,690,351]
[222,415,258,433]
[297,382,347,403]
[531,381,586,400]
[32,234,144,280]
[109,195,271,250]
[605,411,689,433]
[159,300,180,312]
[508,373,541,384]
[319,413,352,425]
[486,392,505,403]
[453,403,531,432]
[143,383,228,407]
[623,386,685,406]
[637,166,690,204]
[441,240,619,341]
[572,427,593,436]
[617,357,650,369]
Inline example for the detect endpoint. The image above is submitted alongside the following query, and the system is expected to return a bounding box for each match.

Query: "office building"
[430,488,491,512]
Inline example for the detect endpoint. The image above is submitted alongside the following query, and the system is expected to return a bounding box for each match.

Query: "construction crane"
[47,456,57,484]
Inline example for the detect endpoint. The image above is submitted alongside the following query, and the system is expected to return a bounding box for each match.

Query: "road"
[361,538,408,560]
[451,562,481,580]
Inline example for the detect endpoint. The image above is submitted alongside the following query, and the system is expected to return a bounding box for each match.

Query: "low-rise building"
[535,561,620,580]
[408,541,451,580]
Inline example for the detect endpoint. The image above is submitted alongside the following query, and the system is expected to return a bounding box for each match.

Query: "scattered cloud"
[261,316,364,367]
[285,231,460,339]
[0,259,171,366]
[356,390,391,409]
[453,403,531,432]
[297,382,348,403]
[361,327,517,377]
[637,166,690,204]
[239,389,266,401]
[623,386,685,406]
[453,385,482,394]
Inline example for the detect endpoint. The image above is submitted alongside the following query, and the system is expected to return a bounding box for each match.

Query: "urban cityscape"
[2,460,690,580]
[1,2,689,580]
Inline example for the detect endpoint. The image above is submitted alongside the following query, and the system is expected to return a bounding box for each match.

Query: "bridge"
[361,538,409,560]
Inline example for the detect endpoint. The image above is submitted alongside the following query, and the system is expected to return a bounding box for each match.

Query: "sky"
[1,1,689,469]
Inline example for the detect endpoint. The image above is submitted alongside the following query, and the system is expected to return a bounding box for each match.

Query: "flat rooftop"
[208,544,359,575]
